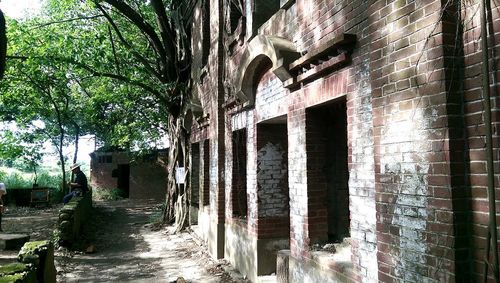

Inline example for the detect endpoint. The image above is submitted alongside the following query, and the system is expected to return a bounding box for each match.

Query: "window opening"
[202,139,210,206]
[252,0,280,33]
[232,129,248,218]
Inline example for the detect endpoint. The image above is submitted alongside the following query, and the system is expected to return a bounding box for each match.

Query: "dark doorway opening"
[306,98,349,244]
[117,164,130,198]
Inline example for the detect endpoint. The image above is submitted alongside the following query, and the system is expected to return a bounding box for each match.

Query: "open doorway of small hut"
[117,164,130,198]
[306,97,349,244]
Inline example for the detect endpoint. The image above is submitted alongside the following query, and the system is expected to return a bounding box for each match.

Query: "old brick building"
[187,0,500,282]
[90,149,168,200]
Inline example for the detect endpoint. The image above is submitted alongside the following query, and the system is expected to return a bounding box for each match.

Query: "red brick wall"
[305,101,349,244]
[191,0,500,281]
[256,123,289,239]
[227,0,378,280]
[461,1,500,281]
[90,152,128,190]
[368,0,465,281]
[129,156,168,200]
[190,0,226,228]
[91,151,167,200]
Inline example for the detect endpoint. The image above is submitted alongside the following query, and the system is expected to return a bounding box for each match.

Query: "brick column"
[369,0,464,281]
[288,103,309,259]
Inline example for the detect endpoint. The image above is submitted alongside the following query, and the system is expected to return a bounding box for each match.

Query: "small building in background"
[89,148,168,200]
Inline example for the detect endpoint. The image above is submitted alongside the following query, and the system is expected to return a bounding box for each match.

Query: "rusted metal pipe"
[480,0,499,281]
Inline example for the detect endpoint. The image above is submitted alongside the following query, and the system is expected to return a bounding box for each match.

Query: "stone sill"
[309,243,355,280]
[229,216,248,229]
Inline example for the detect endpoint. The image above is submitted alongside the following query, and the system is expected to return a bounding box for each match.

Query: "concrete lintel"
[234,35,299,106]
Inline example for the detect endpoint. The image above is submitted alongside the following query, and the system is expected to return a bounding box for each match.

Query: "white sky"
[0,0,42,19]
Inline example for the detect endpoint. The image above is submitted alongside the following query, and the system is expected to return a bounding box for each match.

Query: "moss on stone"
[0,263,29,276]
[0,265,36,283]
[0,273,26,283]
[19,241,49,254]
[60,203,77,212]
[18,241,51,265]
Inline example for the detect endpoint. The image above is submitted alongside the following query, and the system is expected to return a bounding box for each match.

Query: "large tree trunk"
[164,111,191,232]
[0,9,7,80]
[71,126,80,182]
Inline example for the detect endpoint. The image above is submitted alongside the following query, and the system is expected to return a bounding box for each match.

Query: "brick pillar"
[369,0,464,281]
[288,105,309,259]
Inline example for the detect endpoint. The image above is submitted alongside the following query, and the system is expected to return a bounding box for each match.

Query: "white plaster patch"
[381,107,431,281]
[257,142,288,217]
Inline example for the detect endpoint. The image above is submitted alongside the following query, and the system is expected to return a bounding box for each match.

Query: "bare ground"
[2,199,249,283]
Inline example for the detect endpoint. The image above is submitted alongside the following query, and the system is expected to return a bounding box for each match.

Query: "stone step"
[0,233,30,250]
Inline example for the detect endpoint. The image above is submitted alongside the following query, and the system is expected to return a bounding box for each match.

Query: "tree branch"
[107,25,121,75]
[97,4,164,81]
[30,15,104,29]
[8,54,168,106]
[150,0,177,79]
[100,0,169,69]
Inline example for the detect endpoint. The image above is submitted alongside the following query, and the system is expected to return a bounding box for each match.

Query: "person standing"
[0,183,6,232]
[63,164,89,204]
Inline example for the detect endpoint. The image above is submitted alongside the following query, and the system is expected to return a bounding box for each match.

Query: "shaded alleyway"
[57,199,247,282]
[3,199,247,282]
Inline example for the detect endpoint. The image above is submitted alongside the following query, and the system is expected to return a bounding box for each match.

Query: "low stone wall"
[0,240,56,283]
[0,262,36,283]
[57,192,92,247]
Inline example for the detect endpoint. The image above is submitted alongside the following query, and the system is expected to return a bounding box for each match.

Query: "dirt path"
[3,199,248,283]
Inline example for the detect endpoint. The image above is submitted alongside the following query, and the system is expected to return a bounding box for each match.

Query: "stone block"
[0,234,30,251]
[0,262,36,283]
[18,240,56,283]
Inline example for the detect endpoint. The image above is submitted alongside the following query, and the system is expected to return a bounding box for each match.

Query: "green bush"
[92,187,124,201]
[36,172,62,188]
[3,172,31,188]
[0,168,65,204]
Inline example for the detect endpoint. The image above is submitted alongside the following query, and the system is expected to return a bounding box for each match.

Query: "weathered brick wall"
[305,103,349,244]
[129,157,168,200]
[369,0,464,281]
[90,152,128,190]
[346,5,378,280]
[257,123,289,239]
[193,0,500,281]
[254,67,288,121]
[461,1,500,281]
[225,0,377,281]
[191,0,226,236]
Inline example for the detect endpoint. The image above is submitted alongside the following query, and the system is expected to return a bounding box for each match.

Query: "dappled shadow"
[2,205,60,241]
[56,199,162,282]
[56,199,244,283]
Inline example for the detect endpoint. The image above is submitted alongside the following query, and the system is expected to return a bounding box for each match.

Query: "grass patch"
[92,187,124,201]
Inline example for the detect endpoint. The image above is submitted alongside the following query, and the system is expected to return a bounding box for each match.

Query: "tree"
[0,8,6,79]
[80,0,197,230]
[1,0,197,230]
[0,128,44,185]
[0,16,92,192]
